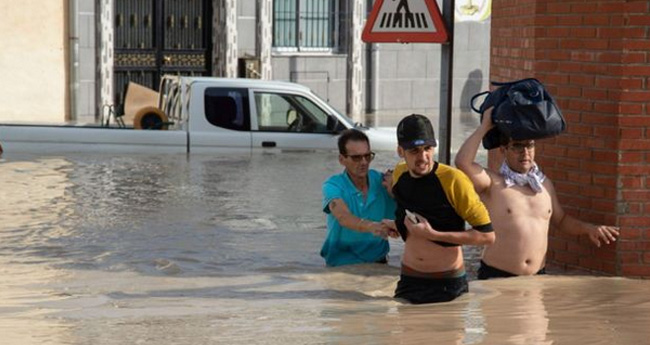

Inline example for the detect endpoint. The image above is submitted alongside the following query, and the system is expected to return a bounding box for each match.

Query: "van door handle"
[261,141,276,148]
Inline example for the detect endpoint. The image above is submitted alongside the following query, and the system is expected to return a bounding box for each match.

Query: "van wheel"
[133,106,169,130]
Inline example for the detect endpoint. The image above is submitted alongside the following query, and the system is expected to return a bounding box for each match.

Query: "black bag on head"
[470,78,566,149]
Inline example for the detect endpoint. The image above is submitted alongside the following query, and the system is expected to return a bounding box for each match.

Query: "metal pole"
[438,0,454,164]
[68,0,79,122]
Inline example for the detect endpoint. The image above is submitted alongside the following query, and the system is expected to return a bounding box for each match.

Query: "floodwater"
[1,151,649,345]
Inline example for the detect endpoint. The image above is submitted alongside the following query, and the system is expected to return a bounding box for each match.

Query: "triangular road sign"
[362,0,449,43]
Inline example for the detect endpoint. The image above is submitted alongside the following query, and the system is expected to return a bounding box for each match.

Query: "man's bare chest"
[487,183,552,220]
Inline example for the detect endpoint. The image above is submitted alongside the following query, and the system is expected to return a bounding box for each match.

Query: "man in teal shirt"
[321,129,397,267]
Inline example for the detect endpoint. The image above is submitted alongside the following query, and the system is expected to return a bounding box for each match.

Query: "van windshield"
[309,91,355,128]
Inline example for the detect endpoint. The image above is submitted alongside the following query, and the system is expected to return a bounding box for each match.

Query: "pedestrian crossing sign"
[362,0,449,43]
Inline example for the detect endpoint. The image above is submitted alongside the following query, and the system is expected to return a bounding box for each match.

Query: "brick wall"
[489,0,650,277]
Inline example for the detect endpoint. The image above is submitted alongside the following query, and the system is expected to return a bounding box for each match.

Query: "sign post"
[362,0,454,164]
[438,0,454,165]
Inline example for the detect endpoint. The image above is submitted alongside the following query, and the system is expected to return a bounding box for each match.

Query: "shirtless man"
[385,114,495,303]
[455,107,620,279]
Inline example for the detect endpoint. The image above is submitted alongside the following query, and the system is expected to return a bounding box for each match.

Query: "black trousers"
[394,274,468,304]
[477,260,547,280]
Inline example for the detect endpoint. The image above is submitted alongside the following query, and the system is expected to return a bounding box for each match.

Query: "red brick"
[619,216,650,227]
[592,175,617,188]
[621,53,647,64]
[554,251,579,265]
[583,39,610,50]
[628,15,650,26]
[584,89,608,99]
[561,195,592,209]
[620,139,650,150]
[567,99,593,111]
[598,27,626,39]
[568,75,595,86]
[591,150,618,161]
[562,111,581,123]
[547,3,571,13]
[568,241,594,256]
[583,14,610,26]
[619,165,650,174]
[585,187,607,198]
[567,124,593,136]
[594,248,617,262]
[571,3,599,13]
[620,251,641,264]
[549,237,568,251]
[595,76,621,89]
[624,27,648,39]
[593,126,619,138]
[558,15,584,26]
[592,199,617,213]
[597,52,623,64]
[621,265,650,277]
[577,259,601,272]
[620,177,643,188]
[582,63,613,75]
[617,104,644,115]
[624,67,650,77]
[618,241,641,251]
[558,39,583,50]
[535,16,558,26]
[541,145,566,157]
[619,116,650,126]
[620,152,644,163]
[625,2,650,12]
[572,28,598,38]
[619,128,644,139]
[622,190,650,201]
[597,3,626,13]
[620,228,642,240]
[558,159,582,171]
[556,135,582,147]
[547,27,571,38]
[621,78,646,89]
[626,40,650,51]
[583,161,618,175]
[626,203,642,215]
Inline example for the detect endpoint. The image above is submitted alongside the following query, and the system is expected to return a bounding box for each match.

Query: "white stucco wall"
[0,1,66,122]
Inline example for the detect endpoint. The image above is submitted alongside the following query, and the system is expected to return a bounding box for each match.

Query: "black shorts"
[477,260,547,280]
[394,274,468,304]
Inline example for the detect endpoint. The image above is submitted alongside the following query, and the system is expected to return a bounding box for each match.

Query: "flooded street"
[0,151,648,344]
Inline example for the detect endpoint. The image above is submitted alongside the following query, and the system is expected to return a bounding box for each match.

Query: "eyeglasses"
[507,142,535,153]
[344,152,376,162]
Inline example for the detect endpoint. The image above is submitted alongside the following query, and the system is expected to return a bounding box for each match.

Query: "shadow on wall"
[459,69,484,128]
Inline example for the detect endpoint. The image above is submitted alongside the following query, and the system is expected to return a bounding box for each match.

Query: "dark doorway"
[113,0,212,112]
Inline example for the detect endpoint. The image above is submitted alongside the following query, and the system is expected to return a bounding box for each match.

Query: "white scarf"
[500,161,546,193]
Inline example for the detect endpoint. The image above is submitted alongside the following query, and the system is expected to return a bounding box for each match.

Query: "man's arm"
[382,169,394,198]
[454,107,495,194]
[404,213,495,246]
[328,198,398,239]
[547,180,619,247]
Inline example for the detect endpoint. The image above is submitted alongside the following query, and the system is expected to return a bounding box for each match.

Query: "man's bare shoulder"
[484,168,504,188]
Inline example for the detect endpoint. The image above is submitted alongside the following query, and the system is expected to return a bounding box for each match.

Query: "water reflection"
[0,152,648,344]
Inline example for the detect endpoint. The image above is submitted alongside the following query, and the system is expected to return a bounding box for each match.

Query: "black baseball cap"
[397,114,437,149]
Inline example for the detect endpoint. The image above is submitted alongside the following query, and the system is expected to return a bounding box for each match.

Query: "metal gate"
[113,0,212,112]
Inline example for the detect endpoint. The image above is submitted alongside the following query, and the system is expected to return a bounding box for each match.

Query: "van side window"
[204,88,250,131]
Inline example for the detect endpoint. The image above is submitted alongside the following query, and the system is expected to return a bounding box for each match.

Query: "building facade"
[1,0,491,131]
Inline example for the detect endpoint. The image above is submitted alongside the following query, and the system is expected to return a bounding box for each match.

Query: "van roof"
[163,76,312,93]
